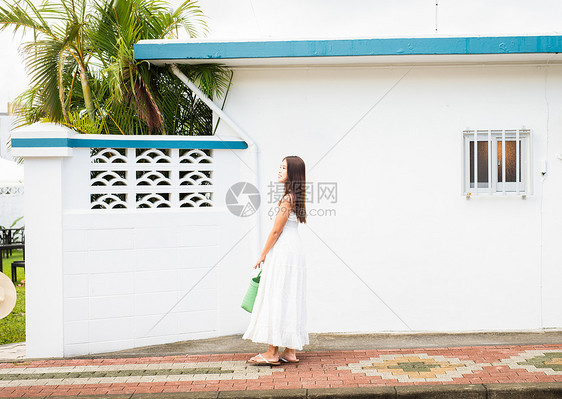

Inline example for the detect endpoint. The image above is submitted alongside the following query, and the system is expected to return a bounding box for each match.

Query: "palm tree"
[0,0,231,135]
[0,0,94,124]
[88,0,230,135]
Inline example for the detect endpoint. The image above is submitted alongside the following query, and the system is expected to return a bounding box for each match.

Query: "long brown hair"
[278,156,307,223]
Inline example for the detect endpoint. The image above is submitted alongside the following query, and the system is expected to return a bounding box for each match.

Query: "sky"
[0,30,29,114]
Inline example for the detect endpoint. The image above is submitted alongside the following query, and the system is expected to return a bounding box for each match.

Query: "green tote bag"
[241,270,262,313]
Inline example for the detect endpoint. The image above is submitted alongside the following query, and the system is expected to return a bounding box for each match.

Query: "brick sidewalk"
[0,344,561,397]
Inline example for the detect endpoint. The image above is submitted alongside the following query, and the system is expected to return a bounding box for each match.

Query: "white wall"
[216,63,562,333]
[58,148,253,356]
[537,68,562,328]
[61,208,224,355]
[196,0,562,39]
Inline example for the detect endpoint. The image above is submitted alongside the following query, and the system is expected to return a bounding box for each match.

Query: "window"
[462,129,531,197]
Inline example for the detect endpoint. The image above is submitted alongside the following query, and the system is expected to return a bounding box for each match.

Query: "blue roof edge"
[134,35,562,61]
[11,137,249,150]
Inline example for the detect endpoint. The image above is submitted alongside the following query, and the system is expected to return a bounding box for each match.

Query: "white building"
[10,1,562,357]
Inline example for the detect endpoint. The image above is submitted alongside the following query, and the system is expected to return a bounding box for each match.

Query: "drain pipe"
[170,64,262,255]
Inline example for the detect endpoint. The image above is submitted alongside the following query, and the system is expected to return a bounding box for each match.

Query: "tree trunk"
[59,75,70,124]
[78,64,94,114]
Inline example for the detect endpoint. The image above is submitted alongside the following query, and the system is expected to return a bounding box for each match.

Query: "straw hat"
[0,273,17,319]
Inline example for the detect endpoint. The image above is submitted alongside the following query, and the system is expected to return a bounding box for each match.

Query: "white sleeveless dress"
[243,210,309,350]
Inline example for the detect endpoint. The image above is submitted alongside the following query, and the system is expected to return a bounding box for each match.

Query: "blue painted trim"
[11,137,248,150]
[134,36,562,61]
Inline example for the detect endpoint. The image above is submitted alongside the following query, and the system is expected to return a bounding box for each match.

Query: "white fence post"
[11,123,75,358]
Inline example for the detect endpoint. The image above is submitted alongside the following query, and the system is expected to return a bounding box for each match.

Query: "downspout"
[170,64,262,256]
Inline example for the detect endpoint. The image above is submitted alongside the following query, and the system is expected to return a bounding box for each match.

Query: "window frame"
[462,129,532,198]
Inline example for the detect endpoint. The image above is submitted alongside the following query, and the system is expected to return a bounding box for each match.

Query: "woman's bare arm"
[253,194,293,269]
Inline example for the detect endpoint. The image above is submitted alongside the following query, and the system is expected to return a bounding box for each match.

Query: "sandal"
[279,356,300,364]
[247,353,281,366]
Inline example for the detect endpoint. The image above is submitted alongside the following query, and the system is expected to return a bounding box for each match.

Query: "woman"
[243,155,308,366]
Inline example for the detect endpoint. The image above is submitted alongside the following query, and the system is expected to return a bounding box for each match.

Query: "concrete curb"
[2,383,561,399]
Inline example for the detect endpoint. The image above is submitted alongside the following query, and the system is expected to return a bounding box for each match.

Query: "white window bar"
[501,129,506,195]
[464,131,470,196]
[473,129,478,196]
[516,129,520,195]
[488,129,492,195]
[524,130,533,195]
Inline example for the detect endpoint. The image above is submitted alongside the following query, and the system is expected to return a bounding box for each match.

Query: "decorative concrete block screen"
[89,148,214,209]
[11,124,251,358]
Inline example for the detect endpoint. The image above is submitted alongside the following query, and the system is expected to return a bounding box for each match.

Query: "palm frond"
[131,66,164,133]
[64,110,104,134]
[20,39,70,121]
[12,87,45,128]
[173,0,207,38]
[177,63,231,99]
[0,0,55,39]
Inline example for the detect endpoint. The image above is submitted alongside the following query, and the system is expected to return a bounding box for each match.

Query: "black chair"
[0,228,7,274]
[0,229,7,268]
[11,260,25,284]
[11,240,25,284]
[0,228,25,281]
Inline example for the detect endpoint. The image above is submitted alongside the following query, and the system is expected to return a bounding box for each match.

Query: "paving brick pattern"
[0,345,561,397]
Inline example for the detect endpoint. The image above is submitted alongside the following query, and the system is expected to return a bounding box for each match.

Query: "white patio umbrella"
[0,158,23,187]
